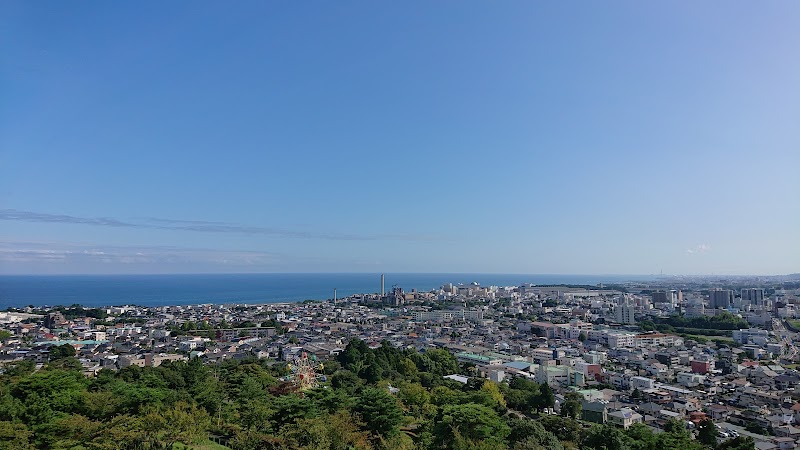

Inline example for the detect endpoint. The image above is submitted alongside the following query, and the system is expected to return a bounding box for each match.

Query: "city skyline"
[1,2,798,275]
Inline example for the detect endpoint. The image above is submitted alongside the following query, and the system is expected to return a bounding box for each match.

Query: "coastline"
[0,273,652,309]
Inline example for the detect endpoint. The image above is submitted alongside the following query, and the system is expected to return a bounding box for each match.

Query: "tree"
[48,344,76,360]
[716,436,756,450]
[578,332,587,342]
[505,387,535,412]
[10,369,89,421]
[508,378,529,393]
[659,419,705,450]
[431,385,465,407]
[306,386,354,415]
[82,390,122,420]
[422,349,460,376]
[330,369,361,394]
[136,401,211,449]
[337,339,369,372]
[2,360,34,377]
[434,403,510,449]
[0,421,34,450]
[466,377,485,391]
[361,352,383,384]
[625,423,658,450]
[663,418,686,434]
[744,422,767,435]
[560,392,582,420]
[398,381,433,419]
[229,429,285,450]
[41,413,140,449]
[354,387,403,438]
[536,414,583,444]
[533,383,555,412]
[631,388,642,400]
[479,380,507,411]
[270,394,319,431]
[47,357,83,371]
[506,417,563,450]
[697,418,718,447]
[239,397,274,433]
[283,411,373,450]
[398,357,419,379]
[583,424,630,450]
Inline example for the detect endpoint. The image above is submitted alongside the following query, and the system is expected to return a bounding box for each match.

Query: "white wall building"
[732,328,770,345]
[615,304,635,325]
[676,372,706,387]
[630,376,656,390]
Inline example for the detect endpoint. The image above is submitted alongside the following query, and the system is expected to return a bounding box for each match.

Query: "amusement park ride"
[286,352,326,390]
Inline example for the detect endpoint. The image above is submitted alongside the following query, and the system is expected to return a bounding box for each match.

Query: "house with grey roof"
[608,408,643,429]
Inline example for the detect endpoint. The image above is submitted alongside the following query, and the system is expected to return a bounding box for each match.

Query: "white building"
[536,364,573,386]
[732,328,770,345]
[615,304,635,325]
[411,309,484,322]
[90,331,107,341]
[608,331,637,348]
[179,337,206,351]
[554,320,593,339]
[583,351,606,365]
[634,333,682,348]
[676,372,706,387]
[630,376,656,390]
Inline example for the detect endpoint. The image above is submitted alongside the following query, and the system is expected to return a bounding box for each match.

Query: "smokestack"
[381,274,385,296]
[334,288,337,305]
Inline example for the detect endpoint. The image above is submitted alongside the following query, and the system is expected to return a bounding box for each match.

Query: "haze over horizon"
[1,2,798,276]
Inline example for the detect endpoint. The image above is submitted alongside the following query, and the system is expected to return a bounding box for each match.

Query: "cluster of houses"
[1,279,799,448]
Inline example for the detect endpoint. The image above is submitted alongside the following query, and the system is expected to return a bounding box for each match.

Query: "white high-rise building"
[615,305,635,324]
[669,290,682,306]
[615,297,635,324]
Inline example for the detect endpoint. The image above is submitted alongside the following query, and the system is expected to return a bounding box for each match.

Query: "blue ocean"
[0,273,652,309]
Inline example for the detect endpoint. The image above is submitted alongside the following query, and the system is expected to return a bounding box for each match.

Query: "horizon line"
[0,271,795,278]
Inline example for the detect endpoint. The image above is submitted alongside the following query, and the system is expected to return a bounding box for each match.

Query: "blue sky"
[1,2,798,275]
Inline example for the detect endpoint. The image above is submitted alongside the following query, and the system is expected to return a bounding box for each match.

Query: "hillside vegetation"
[0,339,754,450]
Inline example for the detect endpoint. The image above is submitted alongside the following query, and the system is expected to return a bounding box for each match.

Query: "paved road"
[718,422,771,443]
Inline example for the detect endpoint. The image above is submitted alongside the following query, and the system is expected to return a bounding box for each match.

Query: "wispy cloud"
[686,243,711,255]
[0,209,432,241]
[0,210,135,228]
[137,217,233,226]
[0,241,280,267]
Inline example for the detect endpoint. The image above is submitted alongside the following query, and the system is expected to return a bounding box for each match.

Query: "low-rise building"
[608,408,643,429]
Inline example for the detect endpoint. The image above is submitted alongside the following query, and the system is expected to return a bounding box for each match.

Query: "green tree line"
[640,312,749,333]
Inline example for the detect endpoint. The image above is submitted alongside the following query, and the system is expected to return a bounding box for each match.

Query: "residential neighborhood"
[2,277,800,449]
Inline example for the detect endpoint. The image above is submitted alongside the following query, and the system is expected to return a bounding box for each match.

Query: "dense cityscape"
[1,275,799,449]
